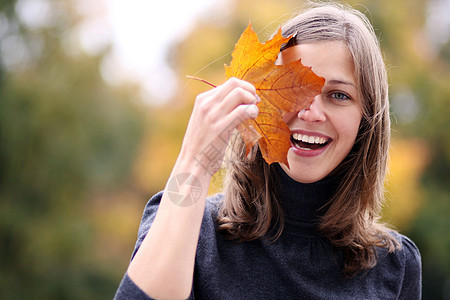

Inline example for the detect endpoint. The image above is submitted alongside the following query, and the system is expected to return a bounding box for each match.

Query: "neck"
[274,164,340,235]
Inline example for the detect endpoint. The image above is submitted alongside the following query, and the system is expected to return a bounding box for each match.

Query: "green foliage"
[0,1,144,299]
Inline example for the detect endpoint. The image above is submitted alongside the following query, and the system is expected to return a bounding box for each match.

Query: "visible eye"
[330,91,351,101]
[330,92,352,102]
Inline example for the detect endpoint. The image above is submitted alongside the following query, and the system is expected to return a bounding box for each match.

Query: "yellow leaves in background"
[133,130,181,193]
[384,139,430,229]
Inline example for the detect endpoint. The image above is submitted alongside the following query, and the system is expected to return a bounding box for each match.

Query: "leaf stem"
[186,75,217,88]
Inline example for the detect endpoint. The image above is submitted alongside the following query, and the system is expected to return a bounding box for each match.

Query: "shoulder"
[380,231,422,299]
[129,191,164,260]
[139,191,223,226]
[401,234,421,269]
[133,192,223,257]
[390,231,421,273]
[397,233,422,298]
[136,191,164,240]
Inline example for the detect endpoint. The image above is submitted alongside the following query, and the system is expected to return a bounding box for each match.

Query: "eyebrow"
[327,79,356,88]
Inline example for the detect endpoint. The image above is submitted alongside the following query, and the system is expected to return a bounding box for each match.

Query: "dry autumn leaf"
[225,23,325,167]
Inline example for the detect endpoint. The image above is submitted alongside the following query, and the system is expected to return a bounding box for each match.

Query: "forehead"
[279,41,356,85]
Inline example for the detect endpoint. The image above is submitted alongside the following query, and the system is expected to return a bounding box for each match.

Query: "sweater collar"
[274,164,340,230]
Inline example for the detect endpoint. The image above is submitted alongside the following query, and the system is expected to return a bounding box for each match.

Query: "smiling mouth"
[290,133,330,150]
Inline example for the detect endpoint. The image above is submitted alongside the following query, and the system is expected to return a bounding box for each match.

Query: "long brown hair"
[217,3,400,276]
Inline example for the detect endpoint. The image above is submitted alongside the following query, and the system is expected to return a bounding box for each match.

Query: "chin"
[292,174,327,184]
[280,163,328,183]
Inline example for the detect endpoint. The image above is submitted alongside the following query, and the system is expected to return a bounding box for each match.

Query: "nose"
[298,95,326,122]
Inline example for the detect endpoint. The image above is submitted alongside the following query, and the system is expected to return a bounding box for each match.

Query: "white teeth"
[292,133,327,144]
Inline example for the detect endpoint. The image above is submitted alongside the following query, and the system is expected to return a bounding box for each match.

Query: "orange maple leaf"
[225,23,325,167]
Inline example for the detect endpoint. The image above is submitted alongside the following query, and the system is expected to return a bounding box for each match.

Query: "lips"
[287,130,332,158]
[290,132,330,151]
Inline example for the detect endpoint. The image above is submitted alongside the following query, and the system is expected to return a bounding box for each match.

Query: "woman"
[115,3,421,299]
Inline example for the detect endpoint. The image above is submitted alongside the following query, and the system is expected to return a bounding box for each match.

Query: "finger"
[192,78,257,117]
[216,87,260,115]
[221,104,259,130]
[214,77,257,101]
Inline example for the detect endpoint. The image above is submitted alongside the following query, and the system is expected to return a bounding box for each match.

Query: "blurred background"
[0,0,448,299]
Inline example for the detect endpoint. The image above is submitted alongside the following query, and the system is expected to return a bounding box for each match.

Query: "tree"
[0,0,145,298]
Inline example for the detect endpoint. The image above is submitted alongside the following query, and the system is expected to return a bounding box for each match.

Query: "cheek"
[338,112,362,146]
[349,117,362,138]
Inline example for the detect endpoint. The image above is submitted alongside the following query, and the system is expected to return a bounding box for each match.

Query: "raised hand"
[179,77,259,175]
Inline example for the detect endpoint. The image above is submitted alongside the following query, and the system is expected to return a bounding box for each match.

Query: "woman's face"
[278,41,362,183]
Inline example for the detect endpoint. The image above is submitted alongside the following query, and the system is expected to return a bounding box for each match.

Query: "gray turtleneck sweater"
[115,166,421,299]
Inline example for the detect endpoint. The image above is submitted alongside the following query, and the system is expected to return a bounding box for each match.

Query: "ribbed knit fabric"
[115,165,421,299]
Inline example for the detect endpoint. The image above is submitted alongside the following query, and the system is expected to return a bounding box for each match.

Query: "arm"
[126,78,259,299]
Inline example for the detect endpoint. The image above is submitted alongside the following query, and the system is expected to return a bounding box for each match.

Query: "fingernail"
[255,95,261,103]
[247,105,259,118]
